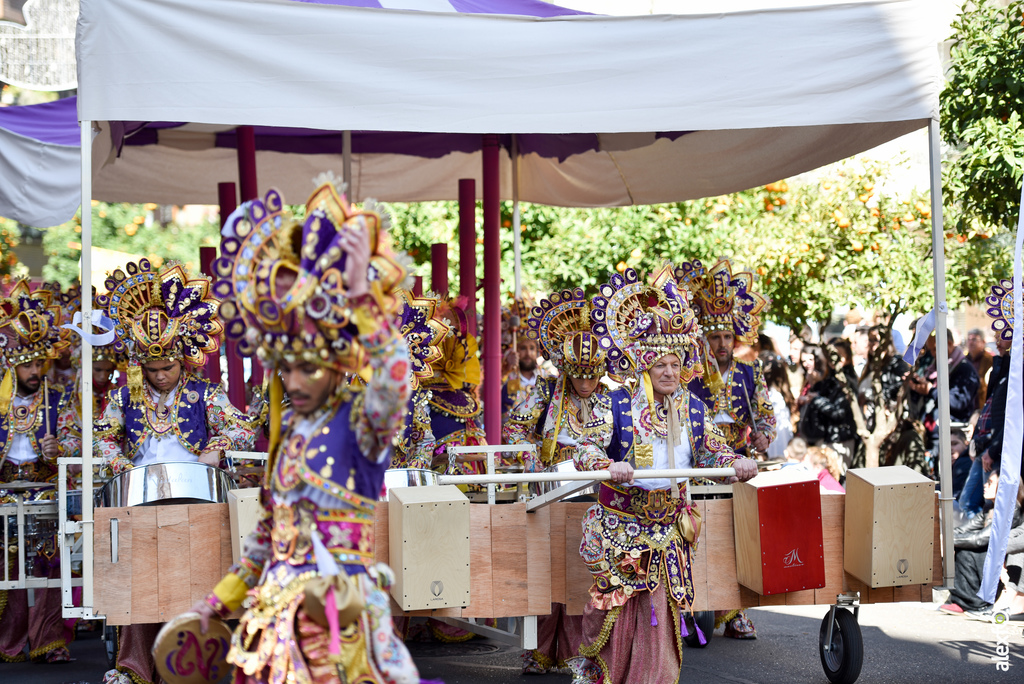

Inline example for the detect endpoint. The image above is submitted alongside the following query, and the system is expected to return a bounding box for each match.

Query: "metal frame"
[436,615,538,650]
[822,592,861,653]
[56,456,92,618]
[445,444,536,505]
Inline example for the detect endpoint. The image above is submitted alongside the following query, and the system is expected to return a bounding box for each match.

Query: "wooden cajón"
[388,484,471,611]
[843,466,934,588]
[733,468,826,595]
[227,487,262,561]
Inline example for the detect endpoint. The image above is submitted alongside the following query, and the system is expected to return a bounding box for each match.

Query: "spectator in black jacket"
[797,344,858,474]
[906,328,980,461]
[960,335,1012,518]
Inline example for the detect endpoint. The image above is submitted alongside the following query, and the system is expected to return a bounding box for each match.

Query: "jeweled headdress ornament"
[0,279,68,414]
[421,296,481,391]
[396,290,453,390]
[591,266,702,382]
[985,279,1015,340]
[525,288,607,379]
[213,181,405,376]
[103,258,223,401]
[674,258,768,344]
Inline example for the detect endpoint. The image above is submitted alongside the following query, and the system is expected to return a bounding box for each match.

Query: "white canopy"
[77,0,941,207]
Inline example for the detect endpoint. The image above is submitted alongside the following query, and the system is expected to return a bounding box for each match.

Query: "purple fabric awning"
[0,97,80,146]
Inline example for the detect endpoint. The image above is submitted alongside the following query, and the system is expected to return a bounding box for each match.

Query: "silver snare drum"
[380,468,440,501]
[97,462,234,507]
[529,459,597,499]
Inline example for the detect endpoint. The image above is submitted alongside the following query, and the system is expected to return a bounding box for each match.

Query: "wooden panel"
[732,482,763,595]
[188,505,223,607]
[564,503,593,616]
[930,495,943,587]
[548,503,567,605]
[525,505,552,616]
[490,504,529,617]
[462,504,493,617]
[389,486,470,611]
[688,501,708,611]
[374,501,389,566]
[705,499,744,610]
[219,505,233,577]
[94,508,133,625]
[227,488,262,563]
[785,589,816,605]
[815,495,846,605]
[157,506,191,621]
[130,506,160,623]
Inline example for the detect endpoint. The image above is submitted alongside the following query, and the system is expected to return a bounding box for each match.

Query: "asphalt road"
[5,602,1023,683]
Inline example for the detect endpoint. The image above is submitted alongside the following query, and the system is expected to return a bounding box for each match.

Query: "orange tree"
[0,217,23,287]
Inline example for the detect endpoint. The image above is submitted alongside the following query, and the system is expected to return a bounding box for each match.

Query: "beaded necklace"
[10,392,44,433]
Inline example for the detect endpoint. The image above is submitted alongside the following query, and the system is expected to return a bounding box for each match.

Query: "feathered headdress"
[526,288,606,379]
[213,182,405,377]
[421,296,480,391]
[103,259,223,402]
[985,279,1015,341]
[396,290,453,390]
[591,266,702,382]
[674,258,768,345]
[0,280,68,414]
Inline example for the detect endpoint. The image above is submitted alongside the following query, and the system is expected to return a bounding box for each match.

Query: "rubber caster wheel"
[819,607,863,684]
[682,610,715,648]
[103,624,119,670]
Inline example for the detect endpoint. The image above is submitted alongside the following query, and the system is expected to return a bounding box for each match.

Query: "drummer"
[567,266,756,684]
[503,290,613,675]
[93,260,258,684]
[189,180,427,682]
[677,258,774,640]
[0,280,77,663]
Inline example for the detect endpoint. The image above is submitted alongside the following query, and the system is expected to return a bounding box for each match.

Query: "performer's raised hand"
[189,598,216,635]
[749,432,770,452]
[341,216,371,299]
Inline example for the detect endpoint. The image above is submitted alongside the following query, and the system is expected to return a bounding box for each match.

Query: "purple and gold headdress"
[674,258,768,345]
[396,290,453,390]
[591,266,702,382]
[0,280,68,414]
[526,288,607,379]
[985,279,1015,341]
[213,181,406,377]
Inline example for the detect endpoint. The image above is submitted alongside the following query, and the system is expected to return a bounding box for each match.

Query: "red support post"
[431,243,449,295]
[199,245,222,385]
[219,181,246,410]
[481,135,501,446]
[458,178,477,336]
[413,276,423,297]
[235,127,264,392]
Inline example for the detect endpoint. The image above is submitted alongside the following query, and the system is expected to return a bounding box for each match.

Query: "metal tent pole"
[79,119,95,613]
[928,118,955,589]
[512,134,522,299]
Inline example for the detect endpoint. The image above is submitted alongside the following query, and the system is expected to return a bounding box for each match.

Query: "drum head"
[152,612,233,684]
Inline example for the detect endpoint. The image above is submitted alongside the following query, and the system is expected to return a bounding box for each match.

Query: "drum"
[97,462,234,508]
[380,468,440,501]
[152,612,233,684]
[528,459,597,499]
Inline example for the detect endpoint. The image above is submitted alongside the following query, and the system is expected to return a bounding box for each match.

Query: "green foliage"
[386,161,982,331]
[41,202,221,286]
[941,0,1024,232]
[0,217,22,286]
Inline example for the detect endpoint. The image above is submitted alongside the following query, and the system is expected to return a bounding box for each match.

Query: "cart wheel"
[682,611,715,648]
[104,624,119,670]
[819,607,863,684]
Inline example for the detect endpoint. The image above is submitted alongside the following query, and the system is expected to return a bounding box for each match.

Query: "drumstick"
[44,377,50,435]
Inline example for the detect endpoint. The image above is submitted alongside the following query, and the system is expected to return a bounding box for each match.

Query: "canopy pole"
[431,243,449,295]
[219,182,246,410]
[199,246,222,385]
[79,119,95,613]
[482,135,501,445]
[458,178,477,336]
[236,128,263,394]
[343,130,353,201]
[512,134,522,299]
[928,118,954,589]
